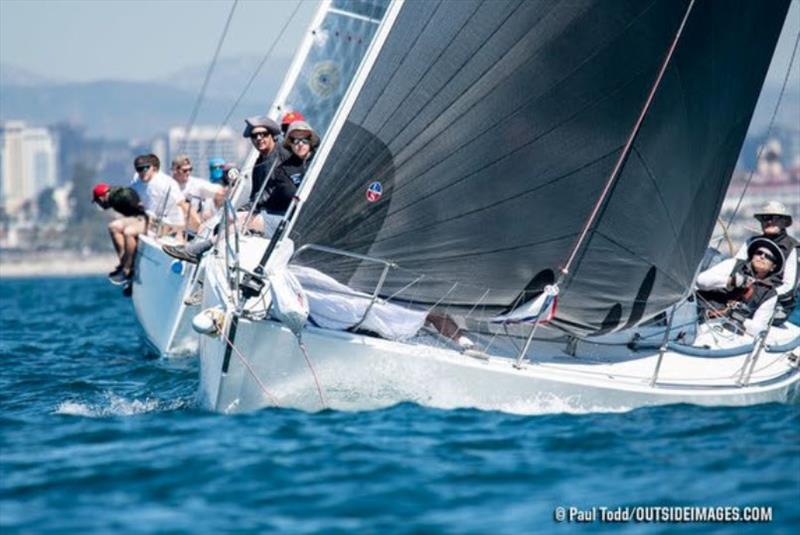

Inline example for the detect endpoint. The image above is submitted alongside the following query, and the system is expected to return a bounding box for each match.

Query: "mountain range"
[1,56,798,142]
[0,56,293,140]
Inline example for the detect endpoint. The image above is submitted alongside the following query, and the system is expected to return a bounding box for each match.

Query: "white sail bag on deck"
[266,240,309,336]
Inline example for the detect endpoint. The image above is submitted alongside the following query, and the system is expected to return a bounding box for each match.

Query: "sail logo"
[366,181,383,203]
[310,61,341,98]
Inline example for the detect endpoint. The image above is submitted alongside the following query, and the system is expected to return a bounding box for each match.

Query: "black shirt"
[258,153,313,215]
[108,187,145,217]
[249,146,290,206]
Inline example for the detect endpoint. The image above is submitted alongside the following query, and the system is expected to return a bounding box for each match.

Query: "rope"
[221,331,281,407]
[558,0,696,282]
[212,0,305,144]
[716,217,735,256]
[297,339,327,409]
[181,0,240,150]
[719,28,800,239]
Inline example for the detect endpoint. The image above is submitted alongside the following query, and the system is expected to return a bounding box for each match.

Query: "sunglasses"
[757,215,784,224]
[177,166,192,173]
[753,249,776,262]
[135,165,151,173]
[291,137,311,146]
[250,131,270,140]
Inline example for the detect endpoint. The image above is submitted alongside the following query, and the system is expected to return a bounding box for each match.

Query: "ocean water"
[1,277,798,534]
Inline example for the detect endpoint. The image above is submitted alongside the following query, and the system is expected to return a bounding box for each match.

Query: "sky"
[0,0,798,86]
[0,0,320,82]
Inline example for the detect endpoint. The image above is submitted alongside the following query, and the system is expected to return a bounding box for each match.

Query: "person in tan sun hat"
[735,201,797,321]
[698,200,797,326]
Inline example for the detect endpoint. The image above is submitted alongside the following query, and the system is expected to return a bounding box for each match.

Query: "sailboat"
[129,0,387,356]
[194,0,800,413]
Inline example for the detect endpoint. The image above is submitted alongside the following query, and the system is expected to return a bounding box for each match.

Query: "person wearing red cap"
[280,110,305,136]
[92,182,146,284]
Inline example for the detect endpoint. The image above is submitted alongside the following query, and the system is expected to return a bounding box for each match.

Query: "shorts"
[111,215,147,235]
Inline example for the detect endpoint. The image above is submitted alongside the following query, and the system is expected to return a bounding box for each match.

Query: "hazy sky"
[0,0,798,86]
[0,0,319,82]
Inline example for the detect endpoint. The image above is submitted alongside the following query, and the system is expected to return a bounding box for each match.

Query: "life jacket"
[700,262,780,327]
[733,232,798,313]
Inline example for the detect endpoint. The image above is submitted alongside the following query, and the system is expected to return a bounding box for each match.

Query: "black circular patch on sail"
[291,120,395,282]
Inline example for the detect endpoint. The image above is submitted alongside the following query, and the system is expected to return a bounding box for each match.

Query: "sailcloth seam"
[629,145,691,274]
[380,64,648,223]
[373,0,528,141]
[308,0,482,208]
[386,0,664,197]
[592,229,685,290]
[368,148,619,247]
[559,0,695,280]
[356,0,448,124]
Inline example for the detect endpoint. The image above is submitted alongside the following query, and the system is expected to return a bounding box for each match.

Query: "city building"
[0,121,59,215]
[162,125,247,179]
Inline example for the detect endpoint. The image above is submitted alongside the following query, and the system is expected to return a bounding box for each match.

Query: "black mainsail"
[289,0,790,336]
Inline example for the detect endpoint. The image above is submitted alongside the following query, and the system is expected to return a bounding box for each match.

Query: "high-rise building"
[0,121,59,215]
[164,126,247,180]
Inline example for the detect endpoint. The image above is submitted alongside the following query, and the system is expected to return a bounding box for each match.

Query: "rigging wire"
[718,28,800,241]
[212,0,305,143]
[221,331,281,407]
[180,0,240,150]
[558,0,696,283]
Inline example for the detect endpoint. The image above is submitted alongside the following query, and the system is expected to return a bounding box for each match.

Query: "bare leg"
[121,219,144,276]
[426,312,474,350]
[426,312,461,341]
[108,221,125,263]
[122,234,138,276]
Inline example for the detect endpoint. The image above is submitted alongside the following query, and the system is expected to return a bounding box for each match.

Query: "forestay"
[289,0,790,336]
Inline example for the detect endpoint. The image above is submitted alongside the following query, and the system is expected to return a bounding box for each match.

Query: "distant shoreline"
[0,251,118,279]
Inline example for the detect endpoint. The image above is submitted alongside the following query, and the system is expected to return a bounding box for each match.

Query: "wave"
[54,392,189,417]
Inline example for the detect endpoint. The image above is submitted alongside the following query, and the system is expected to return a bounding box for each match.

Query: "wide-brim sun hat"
[283,120,320,149]
[754,200,792,226]
[747,237,785,275]
[242,116,281,138]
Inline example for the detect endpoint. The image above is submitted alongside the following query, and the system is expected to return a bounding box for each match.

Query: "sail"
[275,0,389,138]
[235,0,388,205]
[290,0,790,336]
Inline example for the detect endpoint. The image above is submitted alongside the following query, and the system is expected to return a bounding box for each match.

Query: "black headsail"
[290,0,790,336]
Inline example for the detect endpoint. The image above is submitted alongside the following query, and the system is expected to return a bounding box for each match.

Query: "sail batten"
[291,0,790,336]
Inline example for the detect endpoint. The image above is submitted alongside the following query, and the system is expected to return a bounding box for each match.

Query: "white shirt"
[179,176,222,220]
[130,171,185,226]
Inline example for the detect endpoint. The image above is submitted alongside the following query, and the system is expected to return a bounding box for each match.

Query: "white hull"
[131,236,199,357]
[196,253,800,413]
[199,318,800,414]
